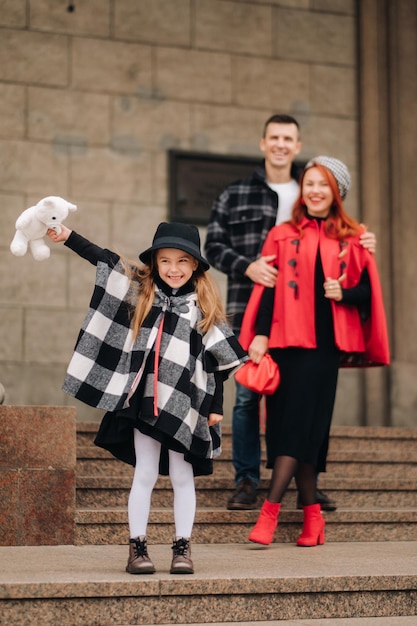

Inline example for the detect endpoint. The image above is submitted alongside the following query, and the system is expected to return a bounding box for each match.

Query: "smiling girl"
[47,221,247,575]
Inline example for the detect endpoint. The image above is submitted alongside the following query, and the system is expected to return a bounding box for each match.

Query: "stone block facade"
[0,0,415,427]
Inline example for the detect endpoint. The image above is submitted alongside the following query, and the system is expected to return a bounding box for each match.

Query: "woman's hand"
[248,335,269,364]
[47,225,71,243]
[324,276,343,301]
[208,413,223,426]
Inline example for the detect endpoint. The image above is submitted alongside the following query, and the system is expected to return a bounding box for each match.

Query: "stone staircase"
[1,422,417,625]
[75,424,417,546]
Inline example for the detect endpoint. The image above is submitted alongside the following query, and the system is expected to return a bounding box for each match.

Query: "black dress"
[257,227,370,473]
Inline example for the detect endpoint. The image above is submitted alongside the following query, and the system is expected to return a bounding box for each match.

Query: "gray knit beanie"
[304,156,351,200]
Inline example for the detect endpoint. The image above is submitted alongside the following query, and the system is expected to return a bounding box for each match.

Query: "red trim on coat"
[153,316,165,416]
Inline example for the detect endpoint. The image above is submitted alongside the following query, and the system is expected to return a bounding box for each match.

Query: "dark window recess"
[168,150,262,225]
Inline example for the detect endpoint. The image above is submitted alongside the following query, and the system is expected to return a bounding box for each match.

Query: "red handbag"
[235,354,280,395]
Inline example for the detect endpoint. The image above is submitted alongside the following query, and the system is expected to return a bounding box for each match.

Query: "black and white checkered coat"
[63,238,247,460]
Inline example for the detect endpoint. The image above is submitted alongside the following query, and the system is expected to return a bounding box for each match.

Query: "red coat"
[239,218,390,367]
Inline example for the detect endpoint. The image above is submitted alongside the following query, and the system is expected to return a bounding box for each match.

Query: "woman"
[238,156,389,547]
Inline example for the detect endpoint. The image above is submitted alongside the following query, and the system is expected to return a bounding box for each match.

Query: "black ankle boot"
[297,489,337,512]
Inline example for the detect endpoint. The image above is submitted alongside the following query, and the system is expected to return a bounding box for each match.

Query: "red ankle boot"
[248,500,281,545]
[296,503,325,547]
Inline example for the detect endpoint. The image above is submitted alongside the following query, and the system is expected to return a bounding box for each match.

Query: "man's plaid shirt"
[205,165,279,333]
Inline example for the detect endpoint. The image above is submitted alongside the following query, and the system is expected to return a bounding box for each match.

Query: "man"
[205,114,375,511]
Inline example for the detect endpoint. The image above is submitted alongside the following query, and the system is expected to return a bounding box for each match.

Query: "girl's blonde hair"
[122,255,227,341]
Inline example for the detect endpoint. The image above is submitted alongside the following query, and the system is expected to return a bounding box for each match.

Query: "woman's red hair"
[291,164,362,240]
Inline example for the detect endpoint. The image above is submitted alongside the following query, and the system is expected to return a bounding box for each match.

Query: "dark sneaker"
[316,489,337,511]
[170,538,194,574]
[126,537,155,574]
[297,489,337,512]
[227,478,257,510]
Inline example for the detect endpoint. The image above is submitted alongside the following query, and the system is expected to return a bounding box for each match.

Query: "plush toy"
[10,196,77,261]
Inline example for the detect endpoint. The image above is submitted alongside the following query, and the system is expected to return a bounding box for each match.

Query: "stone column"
[0,405,76,546]
[386,0,417,426]
[358,0,390,426]
[358,0,417,426]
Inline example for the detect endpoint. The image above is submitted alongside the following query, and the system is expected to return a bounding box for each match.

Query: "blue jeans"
[232,380,261,487]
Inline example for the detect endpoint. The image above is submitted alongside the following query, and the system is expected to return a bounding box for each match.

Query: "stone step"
[76,442,417,463]
[325,428,417,455]
[74,507,417,545]
[75,454,417,479]
[105,621,417,626]
[76,475,417,509]
[115,621,417,626]
[76,424,417,456]
[1,542,416,625]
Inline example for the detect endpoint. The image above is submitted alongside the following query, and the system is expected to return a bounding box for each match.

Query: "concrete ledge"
[0,542,416,625]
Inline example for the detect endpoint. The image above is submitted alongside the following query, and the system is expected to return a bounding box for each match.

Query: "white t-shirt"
[267,180,299,225]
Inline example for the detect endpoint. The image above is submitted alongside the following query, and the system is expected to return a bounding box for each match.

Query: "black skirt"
[265,345,339,472]
[94,387,215,477]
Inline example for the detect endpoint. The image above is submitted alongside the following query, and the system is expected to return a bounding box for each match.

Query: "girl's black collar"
[155,275,195,296]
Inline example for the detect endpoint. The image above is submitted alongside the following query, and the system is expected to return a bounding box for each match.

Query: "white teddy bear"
[10,196,77,261]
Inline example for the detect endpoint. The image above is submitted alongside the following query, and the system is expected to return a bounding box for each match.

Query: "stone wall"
[0,0,391,425]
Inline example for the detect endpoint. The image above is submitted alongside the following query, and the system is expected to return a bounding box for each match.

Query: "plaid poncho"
[63,256,247,461]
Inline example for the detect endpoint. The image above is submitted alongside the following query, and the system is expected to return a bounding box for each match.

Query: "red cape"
[239,221,390,367]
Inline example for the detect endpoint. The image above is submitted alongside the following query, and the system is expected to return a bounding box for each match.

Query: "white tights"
[128,428,196,539]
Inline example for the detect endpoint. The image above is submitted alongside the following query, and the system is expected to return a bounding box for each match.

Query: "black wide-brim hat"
[139,222,210,271]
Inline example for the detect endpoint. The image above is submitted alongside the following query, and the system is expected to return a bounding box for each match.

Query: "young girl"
[48,221,247,575]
